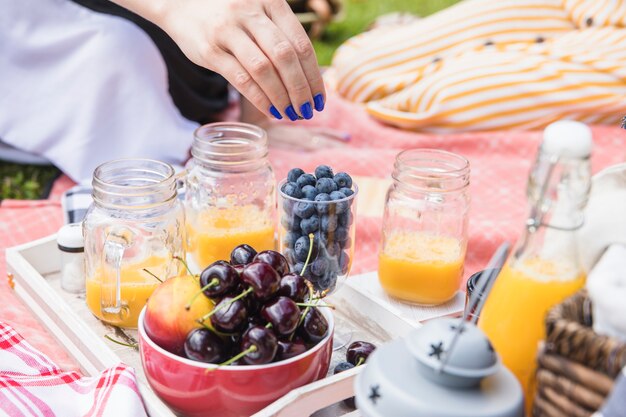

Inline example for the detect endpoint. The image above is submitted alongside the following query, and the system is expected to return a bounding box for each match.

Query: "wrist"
[111,0,172,28]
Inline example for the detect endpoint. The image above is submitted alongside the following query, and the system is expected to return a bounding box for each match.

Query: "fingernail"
[269,105,283,120]
[300,102,313,120]
[285,105,298,121]
[313,94,325,112]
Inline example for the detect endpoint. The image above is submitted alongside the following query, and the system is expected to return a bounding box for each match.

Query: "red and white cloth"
[0,321,147,417]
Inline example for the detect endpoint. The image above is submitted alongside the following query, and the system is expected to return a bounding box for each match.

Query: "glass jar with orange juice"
[83,159,185,328]
[378,149,470,305]
[184,123,276,269]
[479,121,593,410]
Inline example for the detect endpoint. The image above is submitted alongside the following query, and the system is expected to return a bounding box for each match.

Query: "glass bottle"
[479,121,593,409]
[378,149,471,305]
[184,122,276,269]
[83,159,185,328]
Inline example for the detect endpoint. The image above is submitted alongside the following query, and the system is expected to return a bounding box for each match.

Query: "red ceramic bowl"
[138,306,334,417]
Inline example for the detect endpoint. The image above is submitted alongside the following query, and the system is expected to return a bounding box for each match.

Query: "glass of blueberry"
[278,165,358,298]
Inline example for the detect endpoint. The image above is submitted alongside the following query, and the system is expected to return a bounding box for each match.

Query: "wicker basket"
[533,290,626,416]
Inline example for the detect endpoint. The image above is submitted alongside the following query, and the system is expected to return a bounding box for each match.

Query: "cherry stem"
[104,334,138,349]
[143,268,163,283]
[296,302,335,310]
[173,256,195,276]
[219,345,257,367]
[265,322,273,329]
[356,357,365,367]
[300,233,315,275]
[197,287,253,323]
[185,278,219,310]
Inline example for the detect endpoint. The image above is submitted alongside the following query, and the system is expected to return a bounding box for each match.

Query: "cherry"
[254,250,290,276]
[241,262,281,300]
[346,341,376,366]
[240,325,278,365]
[199,261,239,298]
[278,273,309,302]
[230,244,257,266]
[184,328,228,364]
[276,338,307,361]
[210,296,248,333]
[261,296,300,336]
[297,307,329,344]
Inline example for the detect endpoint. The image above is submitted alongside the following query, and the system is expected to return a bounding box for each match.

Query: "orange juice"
[378,231,464,305]
[187,205,275,268]
[86,256,167,328]
[479,258,585,407]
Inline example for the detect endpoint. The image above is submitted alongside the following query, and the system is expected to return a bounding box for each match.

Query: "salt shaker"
[57,223,85,293]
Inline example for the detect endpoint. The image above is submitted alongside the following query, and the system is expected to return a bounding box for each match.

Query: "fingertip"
[300,102,313,120]
[285,105,298,121]
[313,94,325,112]
[269,105,283,120]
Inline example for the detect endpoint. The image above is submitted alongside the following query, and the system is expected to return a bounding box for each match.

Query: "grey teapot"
[354,318,524,417]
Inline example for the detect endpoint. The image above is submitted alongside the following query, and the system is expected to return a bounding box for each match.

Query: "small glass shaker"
[57,223,85,293]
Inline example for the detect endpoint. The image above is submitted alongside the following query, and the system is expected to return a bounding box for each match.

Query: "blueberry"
[334,361,354,374]
[284,231,300,249]
[293,262,312,279]
[294,235,316,262]
[314,193,331,214]
[314,230,329,247]
[341,236,352,250]
[311,257,329,276]
[334,226,349,242]
[281,215,301,232]
[301,185,318,200]
[282,182,303,199]
[339,251,350,274]
[329,191,348,214]
[287,168,305,183]
[300,215,320,234]
[325,241,341,257]
[315,165,334,179]
[316,177,337,194]
[339,187,354,197]
[333,172,353,189]
[338,211,353,227]
[296,173,317,189]
[294,201,316,219]
[282,199,295,216]
[320,214,338,233]
[317,274,335,292]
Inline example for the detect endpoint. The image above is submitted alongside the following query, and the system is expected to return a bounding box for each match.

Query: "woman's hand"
[145,0,326,120]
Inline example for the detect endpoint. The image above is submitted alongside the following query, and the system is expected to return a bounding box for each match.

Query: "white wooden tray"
[6,235,464,417]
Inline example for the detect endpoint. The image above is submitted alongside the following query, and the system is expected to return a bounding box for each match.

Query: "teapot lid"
[406,318,498,386]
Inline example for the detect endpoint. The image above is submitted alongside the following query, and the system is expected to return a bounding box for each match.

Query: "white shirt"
[0,0,198,182]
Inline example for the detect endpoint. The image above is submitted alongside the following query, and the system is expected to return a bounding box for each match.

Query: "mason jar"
[185,122,276,270]
[378,149,470,305]
[83,159,185,328]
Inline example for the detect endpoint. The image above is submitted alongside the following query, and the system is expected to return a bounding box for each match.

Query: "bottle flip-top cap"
[542,120,593,159]
[57,223,84,252]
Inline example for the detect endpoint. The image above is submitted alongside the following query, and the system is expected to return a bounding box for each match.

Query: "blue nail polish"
[269,105,283,120]
[285,105,298,121]
[300,102,313,120]
[313,94,325,112]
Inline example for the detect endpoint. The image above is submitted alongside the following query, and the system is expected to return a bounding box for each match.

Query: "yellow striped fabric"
[331,0,626,132]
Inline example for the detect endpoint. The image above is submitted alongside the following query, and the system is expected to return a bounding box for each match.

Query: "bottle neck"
[512,152,591,276]
[191,122,269,173]
[392,149,470,196]
[92,159,177,211]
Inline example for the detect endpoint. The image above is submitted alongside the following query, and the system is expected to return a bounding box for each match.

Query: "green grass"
[0,0,458,200]
[313,0,460,65]
[0,163,59,200]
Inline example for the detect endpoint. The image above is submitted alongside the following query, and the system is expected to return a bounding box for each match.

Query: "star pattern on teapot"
[428,341,445,360]
[450,324,466,334]
[369,384,381,405]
